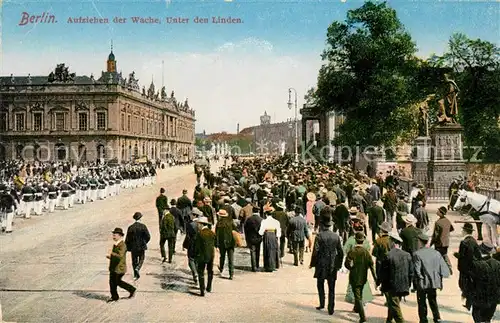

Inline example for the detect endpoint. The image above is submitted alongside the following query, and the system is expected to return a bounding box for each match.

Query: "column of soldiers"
[0,161,158,234]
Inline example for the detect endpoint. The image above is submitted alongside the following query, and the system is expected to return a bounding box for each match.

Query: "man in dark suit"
[169,199,184,236]
[378,232,413,323]
[244,204,263,272]
[430,206,454,274]
[155,188,168,227]
[333,199,349,243]
[368,201,385,244]
[468,242,500,323]
[310,211,344,315]
[289,205,311,266]
[272,201,289,259]
[107,227,136,302]
[453,223,481,310]
[125,212,151,280]
[194,216,216,296]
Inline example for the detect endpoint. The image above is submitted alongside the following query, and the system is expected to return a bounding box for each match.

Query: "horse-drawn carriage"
[453,189,500,245]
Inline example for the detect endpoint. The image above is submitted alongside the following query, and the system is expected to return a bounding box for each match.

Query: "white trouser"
[69,194,75,207]
[24,201,34,218]
[1,211,14,232]
[56,195,62,208]
[34,200,43,215]
[145,177,150,186]
[61,197,70,210]
[18,200,25,216]
[48,198,57,213]
[115,185,120,195]
[80,190,88,204]
[151,176,156,185]
[98,189,106,200]
[89,190,97,201]
[109,185,115,196]
[480,214,499,247]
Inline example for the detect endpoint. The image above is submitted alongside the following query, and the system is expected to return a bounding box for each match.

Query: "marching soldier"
[0,183,17,233]
[47,181,59,213]
[21,181,35,218]
[89,176,98,202]
[33,182,45,215]
[78,176,89,204]
[59,180,72,210]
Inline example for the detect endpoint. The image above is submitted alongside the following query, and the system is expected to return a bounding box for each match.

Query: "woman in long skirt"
[262,229,279,272]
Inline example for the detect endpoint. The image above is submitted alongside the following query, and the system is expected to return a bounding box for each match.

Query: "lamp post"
[287,88,298,162]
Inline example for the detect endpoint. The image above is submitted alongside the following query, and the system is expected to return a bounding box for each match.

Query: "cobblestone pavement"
[0,166,497,322]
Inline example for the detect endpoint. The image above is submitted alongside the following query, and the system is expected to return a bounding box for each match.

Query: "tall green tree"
[315,1,420,148]
[431,33,500,161]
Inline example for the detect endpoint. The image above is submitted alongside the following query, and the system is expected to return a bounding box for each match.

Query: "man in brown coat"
[272,201,289,259]
[107,227,136,302]
[431,206,454,274]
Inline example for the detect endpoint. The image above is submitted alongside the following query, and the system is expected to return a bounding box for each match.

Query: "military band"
[0,161,158,234]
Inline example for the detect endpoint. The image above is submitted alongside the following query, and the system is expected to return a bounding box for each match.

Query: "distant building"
[239,111,301,155]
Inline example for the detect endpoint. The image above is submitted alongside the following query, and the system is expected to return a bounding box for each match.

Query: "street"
[0,165,497,323]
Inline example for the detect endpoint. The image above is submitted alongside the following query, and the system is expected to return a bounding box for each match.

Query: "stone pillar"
[412,136,431,183]
[301,119,307,153]
[318,112,330,160]
[428,124,466,188]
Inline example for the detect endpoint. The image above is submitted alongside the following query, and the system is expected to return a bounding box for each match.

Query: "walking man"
[413,232,450,323]
[160,209,177,263]
[310,211,343,315]
[289,205,311,266]
[378,232,413,323]
[155,188,169,227]
[194,216,215,296]
[125,212,151,280]
[244,204,263,272]
[106,227,136,302]
[430,206,454,275]
[215,209,237,279]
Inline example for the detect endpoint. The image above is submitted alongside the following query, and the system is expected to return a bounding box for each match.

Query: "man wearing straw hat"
[378,231,412,323]
[400,214,420,256]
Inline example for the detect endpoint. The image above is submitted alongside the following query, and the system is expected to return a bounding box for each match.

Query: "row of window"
[0,112,107,132]
[119,113,193,140]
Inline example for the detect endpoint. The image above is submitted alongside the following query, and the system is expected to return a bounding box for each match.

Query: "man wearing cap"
[468,242,500,323]
[413,231,450,323]
[194,216,216,296]
[378,232,412,323]
[106,228,136,302]
[430,206,454,275]
[453,222,481,310]
[155,188,169,227]
[344,231,377,323]
[244,203,264,272]
[125,212,151,280]
[400,214,420,256]
[310,210,343,315]
[215,209,237,279]
[0,184,16,233]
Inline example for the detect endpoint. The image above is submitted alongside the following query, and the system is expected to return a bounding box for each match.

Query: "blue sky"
[1,0,499,132]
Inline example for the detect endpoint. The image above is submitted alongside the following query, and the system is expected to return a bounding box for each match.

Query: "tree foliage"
[315,1,420,147]
[430,33,500,161]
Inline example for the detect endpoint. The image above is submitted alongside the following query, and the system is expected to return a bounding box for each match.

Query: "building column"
[301,118,307,151]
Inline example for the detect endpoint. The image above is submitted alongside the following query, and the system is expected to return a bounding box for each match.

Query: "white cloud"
[1,37,322,133]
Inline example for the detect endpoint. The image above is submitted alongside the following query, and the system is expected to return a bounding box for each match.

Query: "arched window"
[78,144,87,163]
[96,144,105,160]
[16,144,24,160]
[0,144,5,161]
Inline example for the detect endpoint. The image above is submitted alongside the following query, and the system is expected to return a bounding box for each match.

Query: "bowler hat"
[112,227,124,236]
[462,223,474,232]
[437,206,447,216]
[133,212,143,220]
[479,242,495,255]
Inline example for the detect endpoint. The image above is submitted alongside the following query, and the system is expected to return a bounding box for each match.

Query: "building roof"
[0,75,94,85]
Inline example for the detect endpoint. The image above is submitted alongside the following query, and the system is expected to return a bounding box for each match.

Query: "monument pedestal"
[412,136,431,183]
[428,124,466,185]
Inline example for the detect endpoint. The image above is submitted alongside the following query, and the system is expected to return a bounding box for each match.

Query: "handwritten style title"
[18,12,244,25]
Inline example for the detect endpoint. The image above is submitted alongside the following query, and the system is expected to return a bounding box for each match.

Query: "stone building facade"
[0,48,195,163]
[239,111,301,155]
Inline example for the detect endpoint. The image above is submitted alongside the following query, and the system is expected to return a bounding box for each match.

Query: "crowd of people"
[0,160,161,234]
[101,155,499,323]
